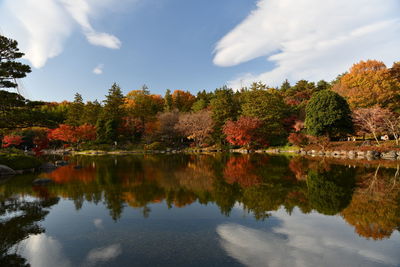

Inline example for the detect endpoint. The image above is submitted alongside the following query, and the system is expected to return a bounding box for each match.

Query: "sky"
[0,0,399,102]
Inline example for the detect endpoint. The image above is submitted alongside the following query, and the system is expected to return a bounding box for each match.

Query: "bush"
[0,153,42,170]
[144,142,166,150]
[80,143,113,151]
[288,133,308,147]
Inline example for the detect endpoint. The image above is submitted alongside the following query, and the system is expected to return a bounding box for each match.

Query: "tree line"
[1,34,400,151]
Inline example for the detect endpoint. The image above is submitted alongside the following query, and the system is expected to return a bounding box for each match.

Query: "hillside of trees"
[1,34,400,153]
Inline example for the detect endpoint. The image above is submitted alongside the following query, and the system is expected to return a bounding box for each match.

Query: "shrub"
[288,133,309,147]
[144,142,166,150]
[0,153,42,170]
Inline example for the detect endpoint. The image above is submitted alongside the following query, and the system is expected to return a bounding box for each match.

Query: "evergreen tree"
[103,83,125,121]
[191,98,207,112]
[241,83,289,145]
[97,83,125,143]
[305,90,353,138]
[316,80,331,91]
[66,93,84,126]
[164,89,173,111]
[210,86,240,144]
[0,35,31,89]
[96,118,107,143]
[82,100,102,125]
[105,119,118,142]
[280,79,291,91]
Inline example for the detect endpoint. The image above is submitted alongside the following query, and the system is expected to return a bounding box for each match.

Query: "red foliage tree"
[288,133,308,147]
[31,128,50,155]
[75,124,96,142]
[2,135,23,148]
[48,124,96,145]
[48,124,77,143]
[223,116,266,148]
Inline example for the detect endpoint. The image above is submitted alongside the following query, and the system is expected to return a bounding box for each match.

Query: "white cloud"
[93,64,104,75]
[217,209,400,267]
[86,244,122,264]
[0,0,72,68]
[61,0,121,49]
[86,32,121,49]
[213,0,400,88]
[0,0,125,68]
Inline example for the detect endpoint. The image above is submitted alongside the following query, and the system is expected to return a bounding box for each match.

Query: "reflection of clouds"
[217,209,400,267]
[19,234,71,267]
[93,218,104,229]
[86,244,122,264]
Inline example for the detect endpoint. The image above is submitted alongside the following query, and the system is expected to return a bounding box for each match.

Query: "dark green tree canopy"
[66,93,85,126]
[305,90,353,137]
[0,35,31,89]
[210,86,240,143]
[103,83,125,121]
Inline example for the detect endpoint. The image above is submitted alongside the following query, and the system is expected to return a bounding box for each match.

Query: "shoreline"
[47,147,400,161]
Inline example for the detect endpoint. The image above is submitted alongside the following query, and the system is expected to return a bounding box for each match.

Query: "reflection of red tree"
[223,156,261,187]
[42,165,96,184]
[288,157,308,181]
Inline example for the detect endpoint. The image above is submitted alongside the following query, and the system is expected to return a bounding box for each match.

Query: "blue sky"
[1,0,399,102]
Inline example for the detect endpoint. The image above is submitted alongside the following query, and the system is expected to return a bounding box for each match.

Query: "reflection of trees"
[223,156,262,188]
[6,153,400,238]
[0,196,59,266]
[342,165,400,240]
[307,167,356,215]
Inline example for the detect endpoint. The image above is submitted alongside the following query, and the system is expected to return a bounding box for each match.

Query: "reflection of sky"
[217,208,400,267]
[8,199,400,266]
[17,233,122,267]
[18,234,71,267]
[85,244,122,266]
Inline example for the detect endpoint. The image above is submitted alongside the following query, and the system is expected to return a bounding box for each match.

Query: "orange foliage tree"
[333,60,400,109]
[172,90,196,112]
[125,87,164,127]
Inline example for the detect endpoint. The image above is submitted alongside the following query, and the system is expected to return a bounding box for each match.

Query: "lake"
[1,154,400,266]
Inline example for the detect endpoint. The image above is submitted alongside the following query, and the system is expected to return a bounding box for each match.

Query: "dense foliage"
[1,34,400,150]
[305,90,353,138]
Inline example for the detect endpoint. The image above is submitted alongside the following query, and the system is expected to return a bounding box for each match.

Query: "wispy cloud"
[0,0,126,68]
[213,0,400,88]
[61,0,121,49]
[93,64,104,75]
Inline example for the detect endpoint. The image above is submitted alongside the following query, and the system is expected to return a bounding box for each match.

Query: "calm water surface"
[1,154,400,266]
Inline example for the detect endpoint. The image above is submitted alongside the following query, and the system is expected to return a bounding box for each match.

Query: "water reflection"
[1,154,400,266]
[0,196,59,266]
[217,210,400,267]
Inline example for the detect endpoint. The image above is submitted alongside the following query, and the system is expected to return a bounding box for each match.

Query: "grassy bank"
[0,153,42,170]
